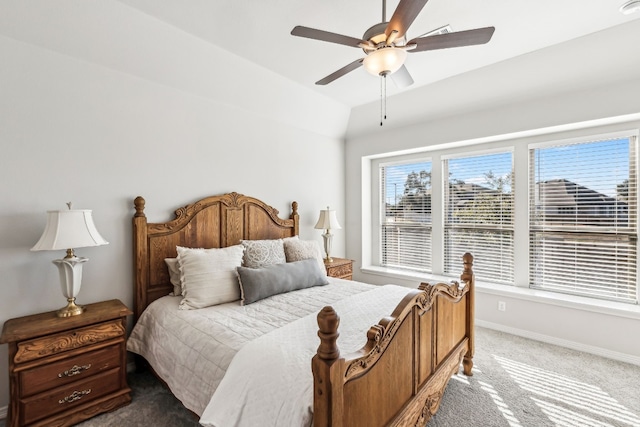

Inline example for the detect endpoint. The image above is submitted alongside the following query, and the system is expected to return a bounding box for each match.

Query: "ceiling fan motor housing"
[362,22,407,49]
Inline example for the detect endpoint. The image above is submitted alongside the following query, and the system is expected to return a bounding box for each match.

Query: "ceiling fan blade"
[391,65,414,88]
[408,26,495,52]
[315,58,364,85]
[385,0,429,39]
[291,26,366,48]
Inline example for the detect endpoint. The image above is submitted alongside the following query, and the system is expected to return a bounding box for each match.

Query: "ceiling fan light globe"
[363,47,407,76]
[620,0,640,14]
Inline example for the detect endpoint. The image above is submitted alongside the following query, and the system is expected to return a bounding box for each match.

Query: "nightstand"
[0,299,132,427]
[324,257,353,280]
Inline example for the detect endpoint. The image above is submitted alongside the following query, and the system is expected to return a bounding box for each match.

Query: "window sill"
[360,266,640,321]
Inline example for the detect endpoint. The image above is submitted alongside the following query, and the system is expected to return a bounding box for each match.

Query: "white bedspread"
[199,284,412,427]
[126,278,378,416]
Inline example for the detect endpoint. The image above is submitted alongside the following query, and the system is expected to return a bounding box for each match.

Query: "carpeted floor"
[428,328,640,427]
[2,327,638,426]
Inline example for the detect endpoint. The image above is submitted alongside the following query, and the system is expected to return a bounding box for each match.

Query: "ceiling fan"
[291,0,495,89]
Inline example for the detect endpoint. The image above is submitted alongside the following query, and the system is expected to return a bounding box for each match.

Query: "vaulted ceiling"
[118,0,640,108]
[2,1,638,139]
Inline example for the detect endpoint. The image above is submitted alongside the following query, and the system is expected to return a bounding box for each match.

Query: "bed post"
[461,252,474,376]
[290,201,299,236]
[133,196,148,323]
[312,306,344,427]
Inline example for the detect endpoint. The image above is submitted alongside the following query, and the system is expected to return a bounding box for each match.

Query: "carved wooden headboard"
[132,192,299,321]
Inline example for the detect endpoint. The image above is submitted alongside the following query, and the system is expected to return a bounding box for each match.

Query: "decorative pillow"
[164,258,182,296]
[176,245,245,310]
[283,239,326,275]
[237,258,329,305]
[241,239,287,268]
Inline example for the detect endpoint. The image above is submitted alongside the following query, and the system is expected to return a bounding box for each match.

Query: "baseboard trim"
[476,320,640,367]
[0,405,7,420]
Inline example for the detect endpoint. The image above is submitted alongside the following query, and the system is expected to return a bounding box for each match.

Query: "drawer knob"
[58,364,92,378]
[59,389,91,404]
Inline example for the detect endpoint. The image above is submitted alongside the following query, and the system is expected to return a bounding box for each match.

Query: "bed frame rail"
[313,253,474,427]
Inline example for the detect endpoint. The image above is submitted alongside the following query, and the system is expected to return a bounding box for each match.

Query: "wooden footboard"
[313,253,474,427]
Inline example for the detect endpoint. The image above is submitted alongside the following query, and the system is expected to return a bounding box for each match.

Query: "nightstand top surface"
[324,257,352,266]
[1,299,132,344]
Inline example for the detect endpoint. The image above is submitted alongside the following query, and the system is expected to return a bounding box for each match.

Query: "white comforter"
[126,278,381,416]
[199,284,412,427]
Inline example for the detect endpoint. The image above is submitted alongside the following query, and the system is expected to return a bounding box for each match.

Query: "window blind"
[529,136,638,303]
[444,152,514,283]
[380,161,432,272]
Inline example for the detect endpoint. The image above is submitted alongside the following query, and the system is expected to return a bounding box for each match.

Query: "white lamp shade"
[31,210,109,251]
[363,47,407,76]
[314,207,342,230]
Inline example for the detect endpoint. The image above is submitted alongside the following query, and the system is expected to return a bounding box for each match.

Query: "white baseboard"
[476,320,640,367]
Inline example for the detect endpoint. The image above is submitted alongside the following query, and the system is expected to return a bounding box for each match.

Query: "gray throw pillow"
[237,258,329,305]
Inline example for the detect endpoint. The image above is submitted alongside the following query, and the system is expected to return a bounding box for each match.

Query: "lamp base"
[57,298,84,317]
[53,256,88,318]
[322,230,334,264]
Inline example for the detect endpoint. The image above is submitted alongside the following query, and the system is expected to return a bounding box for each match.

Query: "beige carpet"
[2,327,638,426]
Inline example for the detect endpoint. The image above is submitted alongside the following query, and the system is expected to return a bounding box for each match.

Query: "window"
[443,151,514,283]
[371,129,638,305]
[380,161,432,272]
[529,136,638,303]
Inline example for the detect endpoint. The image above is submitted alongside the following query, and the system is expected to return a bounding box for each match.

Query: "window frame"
[377,156,433,273]
[528,132,638,303]
[442,148,515,284]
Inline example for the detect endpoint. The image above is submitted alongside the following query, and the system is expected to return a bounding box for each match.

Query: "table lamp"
[314,206,341,262]
[31,203,108,317]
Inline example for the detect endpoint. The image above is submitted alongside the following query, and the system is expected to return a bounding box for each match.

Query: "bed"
[127,192,475,426]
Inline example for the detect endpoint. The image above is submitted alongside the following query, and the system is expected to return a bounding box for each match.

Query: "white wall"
[0,2,349,412]
[345,22,640,365]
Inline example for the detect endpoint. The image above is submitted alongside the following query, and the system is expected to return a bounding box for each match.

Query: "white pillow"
[283,239,326,275]
[164,258,182,296]
[176,245,245,310]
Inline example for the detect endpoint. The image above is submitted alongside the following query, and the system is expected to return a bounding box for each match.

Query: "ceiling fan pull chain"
[379,74,388,126]
[380,75,383,126]
[384,74,387,121]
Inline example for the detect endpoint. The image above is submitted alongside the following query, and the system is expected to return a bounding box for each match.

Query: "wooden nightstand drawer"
[325,258,353,280]
[14,320,125,364]
[20,368,121,426]
[19,343,121,397]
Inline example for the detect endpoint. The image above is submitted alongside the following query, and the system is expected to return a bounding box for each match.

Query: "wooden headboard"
[132,192,299,321]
